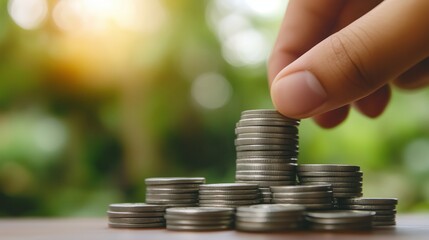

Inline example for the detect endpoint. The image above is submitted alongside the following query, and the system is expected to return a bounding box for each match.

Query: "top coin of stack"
[297,164,363,198]
[145,177,205,207]
[199,183,261,208]
[165,207,234,231]
[235,109,300,188]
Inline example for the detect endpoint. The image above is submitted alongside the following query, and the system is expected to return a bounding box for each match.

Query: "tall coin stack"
[271,185,334,210]
[108,203,167,228]
[235,109,300,201]
[165,207,235,231]
[198,183,261,208]
[337,198,398,226]
[145,177,205,207]
[297,164,363,199]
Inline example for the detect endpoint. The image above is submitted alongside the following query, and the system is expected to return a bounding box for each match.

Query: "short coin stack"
[108,203,167,228]
[297,164,363,198]
[235,204,305,232]
[145,177,205,207]
[337,198,398,226]
[271,185,334,210]
[235,110,300,189]
[198,183,261,208]
[165,207,234,231]
[305,210,375,231]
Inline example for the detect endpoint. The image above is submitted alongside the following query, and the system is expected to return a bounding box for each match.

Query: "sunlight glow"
[8,0,48,30]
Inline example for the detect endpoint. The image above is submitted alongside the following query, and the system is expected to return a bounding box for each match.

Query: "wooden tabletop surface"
[1,214,429,240]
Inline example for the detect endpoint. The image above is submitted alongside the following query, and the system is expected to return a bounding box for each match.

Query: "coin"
[236,180,296,187]
[270,185,332,193]
[145,198,198,204]
[199,189,259,195]
[199,183,258,190]
[199,194,259,200]
[236,163,296,171]
[337,198,398,205]
[235,221,301,231]
[146,188,200,194]
[145,193,198,199]
[166,219,233,226]
[332,187,363,193]
[237,133,298,139]
[297,164,360,172]
[373,221,396,226]
[145,177,205,185]
[273,191,333,198]
[165,214,232,221]
[235,126,298,134]
[108,222,165,228]
[236,158,297,164]
[334,192,363,198]
[237,119,300,127]
[235,138,297,145]
[272,198,332,204]
[146,184,201,189]
[237,151,298,158]
[198,199,261,205]
[166,224,230,231]
[309,223,372,231]
[300,181,362,187]
[235,175,296,181]
[236,144,298,151]
[237,204,305,214]
[339,204,396,210]
[299,176,363,182]
[236,170,295,176]
[107,211,165,218]
[166,207,234,216]
[108,203,166,212]
[109,217,165,224]
[298,171,363,177]
[306,210,375,219]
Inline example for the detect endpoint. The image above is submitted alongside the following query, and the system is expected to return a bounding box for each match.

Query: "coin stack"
[198,183,261,208]
[107,203,167,228]
[235,204,305,232]
[235,109,300,190]
[165,207,234,231]
[271,185,334,210]
[145,177,205,207]
[336,198,398,226]
[297,164,363,199]
[305,210,375,231]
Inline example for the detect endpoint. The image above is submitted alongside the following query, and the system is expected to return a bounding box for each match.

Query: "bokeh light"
[8,0,48,30]
[191,72,232,109]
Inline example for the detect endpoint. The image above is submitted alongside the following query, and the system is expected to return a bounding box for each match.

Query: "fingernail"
[271,71,327,117]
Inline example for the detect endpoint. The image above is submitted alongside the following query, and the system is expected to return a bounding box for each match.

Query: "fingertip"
[313,105,350,129]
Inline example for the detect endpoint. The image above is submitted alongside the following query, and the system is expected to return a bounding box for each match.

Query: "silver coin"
[297,164,360,172]
[299,176,362,182]
[166,207,234,216]
[338,204,396,210]
[270,185,332,193]
[199,194,259,200]
[373,215,396,221]
[272,198,332,204]
[107,211,164,218]
[146,193,198,199]
[333,192,363,198]
[108,222,165,228]
[198,204,242,208]
[332,187,363,193]
[199,189,259,195]
[298,171,363,177]
[236,163,296,171]
[259,187,271,192]
[236,214,303,223]
[166,219,232,226]
[273,191,333,198]
[236,159,297,164]
[165,214,232,221]
[235,126,298,134]
[300,181,362,187]
[236,180,296,187]
[199,183,258,190]
[237,133,298,140]
[166,203,199,207]
[235,175,296,181]
[146,188,199,194]
[237,119,299,127]
[237,204,305,214]
[309,223,372,231]
[305,216,372,224]
[146,184,201,189]
[109,217,165,224]
[239,114,299,123]
[235,221,301,232]
[372,210,397,215]
[166,224,230,231]
[236,170,295,176]
[291,203,333,209]
[235,138,297,146]
[337,198,398,205]
[306,210,375,219]
[146,198,198,204]
[109,203,166,212]
[145,177,205,185]
[373,221,396,226]
[236,144,298,151]
[198,199,261,205]
[237,151,298,158]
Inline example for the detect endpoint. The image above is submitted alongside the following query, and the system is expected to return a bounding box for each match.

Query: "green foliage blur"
[1,0,429,217]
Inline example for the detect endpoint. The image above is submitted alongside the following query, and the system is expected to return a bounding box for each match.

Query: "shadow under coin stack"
[145,177,205,207]
[305,210,375,231]
[297,164,363,199]
[198,183,261,208]
[271,185,334,210]
[235,204,305,232]
[336,198,398,226]
[235,109,300,203]
[165,207,234,231]
[107,203,167,228]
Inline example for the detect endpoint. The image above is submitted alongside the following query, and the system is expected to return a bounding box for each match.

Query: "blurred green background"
[1,0,429,217]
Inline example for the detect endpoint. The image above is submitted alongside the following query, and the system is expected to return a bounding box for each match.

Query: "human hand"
[268,0,429,128]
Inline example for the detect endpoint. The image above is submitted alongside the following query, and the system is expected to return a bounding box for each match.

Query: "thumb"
[271,0,429,119]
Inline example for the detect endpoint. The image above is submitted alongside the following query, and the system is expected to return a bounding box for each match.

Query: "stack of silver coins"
[145,177,205,207]
[235,110,300,198]
[297,164,363,198]
[107,203,167,228]
[165,207,234,231]
[271,185,334,210]
[337,198,398,226]
[235,204,305,232]
[198,183,261,208]
[259,187,272,203]
[305,210,375,231]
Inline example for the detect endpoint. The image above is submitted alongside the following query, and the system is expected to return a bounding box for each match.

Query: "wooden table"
[1,214,428,240]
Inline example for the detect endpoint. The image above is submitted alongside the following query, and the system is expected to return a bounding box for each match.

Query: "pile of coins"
[145,177,205,207]
[165,207,234,231]
[271,185,334,210]
[235,204,305,232]
[305,210,375,231]
[198,183,261,208]
[107,203,167,228]
[337,198,398,226]
[298,164,363,198]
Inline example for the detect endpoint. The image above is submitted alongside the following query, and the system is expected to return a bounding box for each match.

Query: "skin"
[268,0,429,128]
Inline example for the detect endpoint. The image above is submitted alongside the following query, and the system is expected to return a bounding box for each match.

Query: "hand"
[268,0,429,128]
